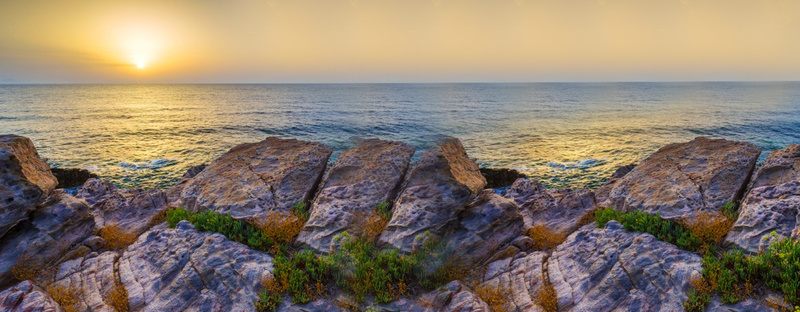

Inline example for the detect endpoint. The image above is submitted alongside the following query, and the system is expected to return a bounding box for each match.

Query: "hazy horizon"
[2,0,799,84]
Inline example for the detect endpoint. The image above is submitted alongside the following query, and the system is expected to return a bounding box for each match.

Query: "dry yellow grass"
[527,225,566,250]
[99,224,137,250]
[534,278,558,312]
[105,281,129,312]
[257,211,306,250]
[683,211,735,248]
[576,208,598,227]
[10,255,44,282]
[147,208,168,227]
[350,210,390,242]
[45,284,82,312]
[473,283,510,312]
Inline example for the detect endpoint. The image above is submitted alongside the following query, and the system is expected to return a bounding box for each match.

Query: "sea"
[1,83,798,190]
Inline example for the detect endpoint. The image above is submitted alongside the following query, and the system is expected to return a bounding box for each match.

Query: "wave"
[547,158,605,171]
[118,158,178,170]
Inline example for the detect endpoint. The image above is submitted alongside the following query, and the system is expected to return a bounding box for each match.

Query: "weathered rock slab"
[444,190,524,266]
[605,137,760,220]
[548,221,702,312]
[50,167,98,189]
[0,280,63,312]
[118,221,273,311]
[0,190,95,288]
[504,178,595,235]
[76,179,168,235]
[482,251,548,312]
[53,252,119,312]
[379,137,486,252]
[726,145,800,253]
[0,135,58,238]
[298,139,414,252]
[180,137,331,221]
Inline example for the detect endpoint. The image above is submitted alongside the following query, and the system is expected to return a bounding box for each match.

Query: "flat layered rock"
[548,221,702,312]
[481,252,548,312]
[0,135,58,238]
[605,137,760,220]
[53,252,119,312]
[0,190,95,288]
[0,280,63,312]
[165,164,207,208]
[504,179,595,235]
[379,137,486,253]
[298,139,414,252]
[118,221,273,311]
[76,179,168,235]
[421,281,491,312]
[726,145,800,253]
[443,190,524,266]
[180,137,331,221]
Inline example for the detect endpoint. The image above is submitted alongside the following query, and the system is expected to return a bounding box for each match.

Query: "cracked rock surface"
[0,135,58,239]
[298,139,414,253]
[76,179,168,236]
[179,137,332,221]
[726,145,800,253]
[0,280,63,312]
[379,137,486,253]
[548,221,702,312]
[504,178,595,235]
[482,251,548,312]
[118,221,273,311]
[603,137,760,220]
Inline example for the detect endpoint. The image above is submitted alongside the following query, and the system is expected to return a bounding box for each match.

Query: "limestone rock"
[118,221,273,311]
[0,190,95,288]
[298,139,414,252]
[605,137,760,220]
[52,252,119,312]
[420,281,491,312]
[443,190,524,266]
[379,137,486,253]
[50,167,98,189]
[705,296,777,312]
[76,179,167,235]
[548,221,702,312]
[749,144,800,189]
[0,135,58,238]
[180,137,331,221]
[595,164,636,205]
[165,164,207,208]
[0,280,63,312]
[504,179,595,235]
[481,252,548,312]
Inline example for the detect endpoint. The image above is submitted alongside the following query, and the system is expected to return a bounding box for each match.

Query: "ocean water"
[1,83,799,190]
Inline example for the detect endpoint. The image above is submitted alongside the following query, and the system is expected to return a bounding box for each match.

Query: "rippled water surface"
[1,83,799,189]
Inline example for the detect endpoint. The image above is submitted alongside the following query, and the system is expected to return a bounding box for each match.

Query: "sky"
[1,0,799,83]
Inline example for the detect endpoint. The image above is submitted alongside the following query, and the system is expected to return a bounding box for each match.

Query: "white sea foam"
[547,158,604,170]
[118,158,178,170]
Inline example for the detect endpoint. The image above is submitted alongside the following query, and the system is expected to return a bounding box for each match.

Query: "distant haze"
[1,0,799,83]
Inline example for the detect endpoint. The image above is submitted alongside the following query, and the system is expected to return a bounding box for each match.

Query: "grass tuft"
[99,224,137,250]
[527,225,566,251]
[473,283,510,312]
[105,280,129,312]
[534,278,558,312]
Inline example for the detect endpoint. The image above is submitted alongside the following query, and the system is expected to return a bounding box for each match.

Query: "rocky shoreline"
[1,134,798,312]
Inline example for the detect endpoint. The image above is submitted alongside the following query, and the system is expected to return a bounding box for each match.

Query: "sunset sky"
[1,0,799,83]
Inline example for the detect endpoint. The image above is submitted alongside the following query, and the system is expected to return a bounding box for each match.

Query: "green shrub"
[594,208,702,251]
[166,208,275,252]
[291,202,310,221]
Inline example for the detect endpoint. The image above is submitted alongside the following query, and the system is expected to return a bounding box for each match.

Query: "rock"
[480,168,525,189]
[50,167,98,189]
[298,139,414,252]
[595,164,636,205]
[443,190,524,266]
[605,137,760,220]
[0,135,58,238]
[0,280,63,312]
[0,190,95,289]
[504,179,595,235]
[52,252,119,312]
[419,281,491,312]
[180,137,332,221]
[726,145,800,253]
[548,221,702,312]
[76,179,168,235]
[705,295,778,312]
[749,144,800,189]
[379,137,487,253]
[118,221,273,311]
[481,251,548,312]
[165,164,206,208]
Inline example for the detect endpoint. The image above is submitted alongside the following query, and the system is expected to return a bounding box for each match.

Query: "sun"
[136,61,145,69]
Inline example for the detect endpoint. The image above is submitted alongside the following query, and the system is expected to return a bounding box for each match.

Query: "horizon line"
[2,80,799,86]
